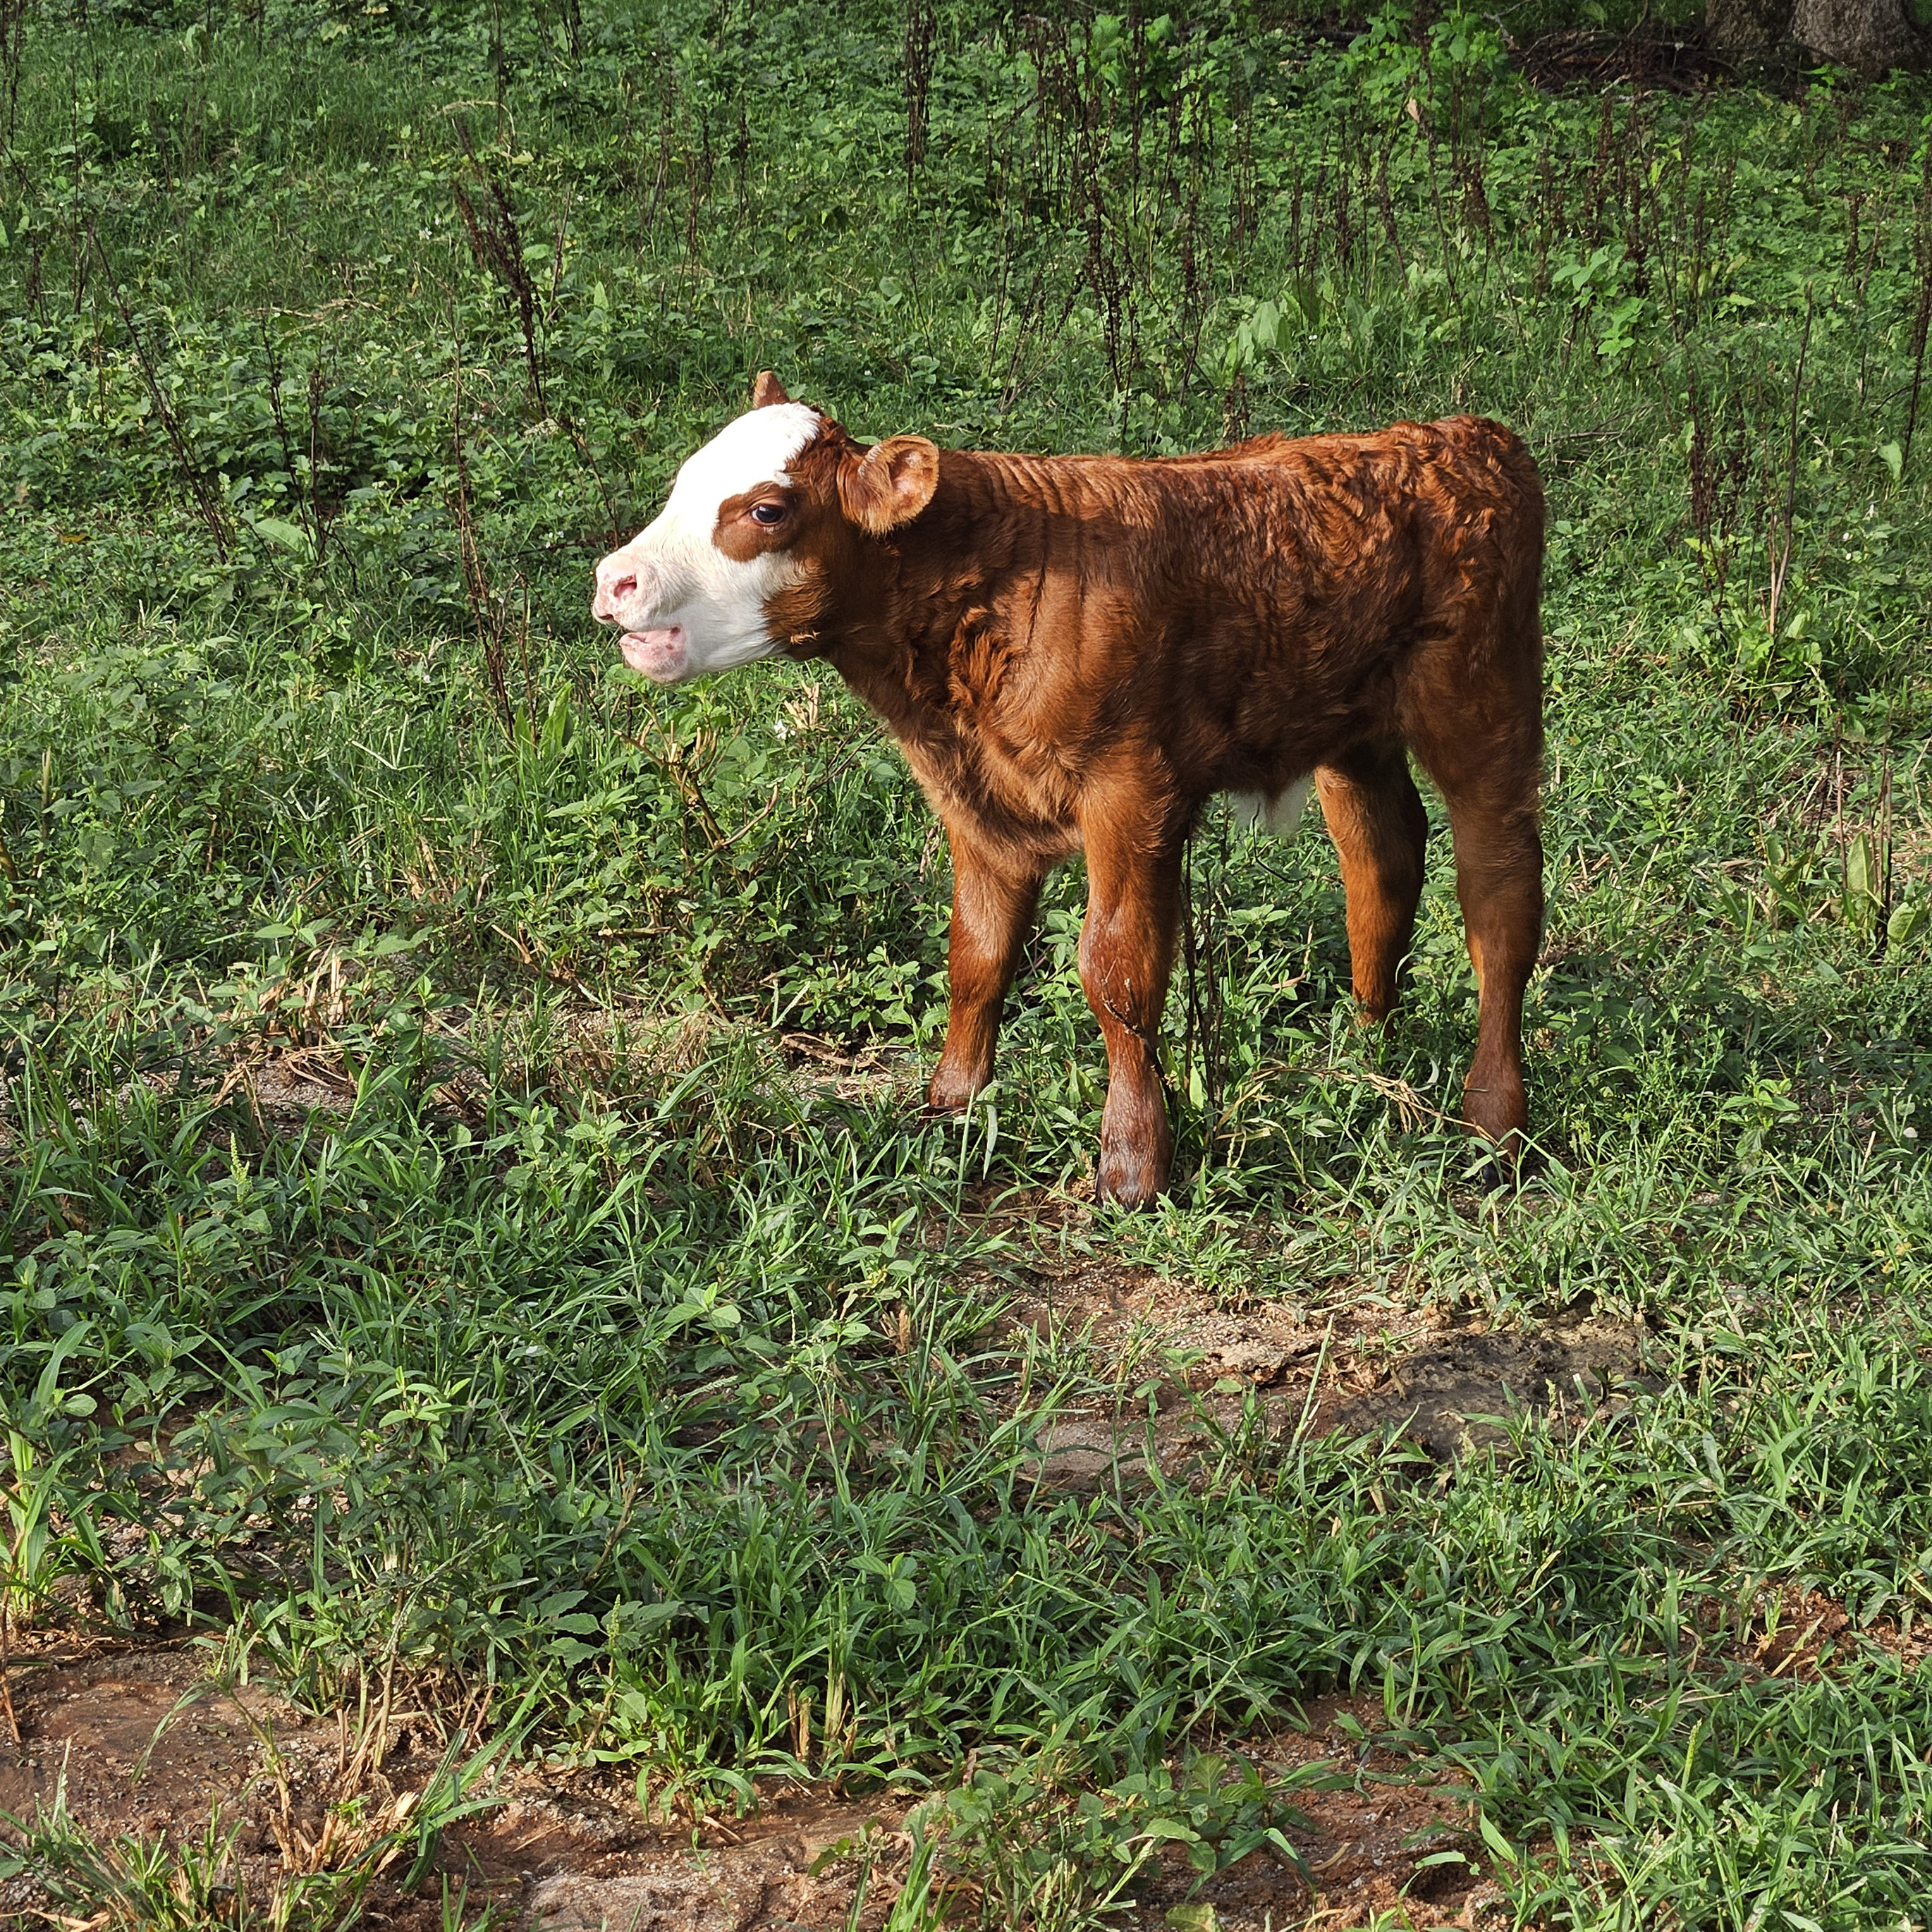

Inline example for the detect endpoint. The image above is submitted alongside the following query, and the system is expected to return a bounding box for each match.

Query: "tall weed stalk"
[453,118,550,420]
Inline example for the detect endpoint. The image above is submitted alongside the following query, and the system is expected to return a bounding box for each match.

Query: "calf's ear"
[840,435,941,536]
[752,369,791,408]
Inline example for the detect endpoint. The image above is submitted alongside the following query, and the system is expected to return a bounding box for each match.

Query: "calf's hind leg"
[1417,759,1543,1153]
[1405,580,1545,1155]
[1316,740,1430,1023]
[1076,795,1185,1209]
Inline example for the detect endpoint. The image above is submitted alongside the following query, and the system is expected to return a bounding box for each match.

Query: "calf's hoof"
[1462,1075,1527,1182]
[1095,1149,1166,1209]
[1095,1082,1173,1209]
[1095,1118,1173,1209]
[1462,1073,1524,1141]
[1468,1146,1511,1192]
[928,1060,989,1113]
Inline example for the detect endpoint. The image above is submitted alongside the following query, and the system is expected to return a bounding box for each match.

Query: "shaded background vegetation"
[4,0,1932,1923]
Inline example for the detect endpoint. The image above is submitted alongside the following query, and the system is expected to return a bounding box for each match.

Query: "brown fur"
[750,375,1545,1207]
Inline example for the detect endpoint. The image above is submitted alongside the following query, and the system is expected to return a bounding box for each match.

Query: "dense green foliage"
[4,0,1932,1922]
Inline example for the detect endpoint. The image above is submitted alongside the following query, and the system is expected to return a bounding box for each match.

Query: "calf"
[592,373,1544,1207]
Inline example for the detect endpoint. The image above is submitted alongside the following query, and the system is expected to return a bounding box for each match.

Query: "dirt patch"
[776,1030,919,1107]
[0,1650,1500,1930]
[460,1696,1505,1931]
[0,1643,329,1921]
[0,1644,283,1841]
[470,1783,914,1931]
[1323,1320,1652,1460]
[1123,1699,1506,1929]
[1700,1582,1932,1680]
[1008,1257,1653,1488]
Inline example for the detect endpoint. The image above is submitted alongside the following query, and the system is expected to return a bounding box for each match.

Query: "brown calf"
[592,373,1545,1206]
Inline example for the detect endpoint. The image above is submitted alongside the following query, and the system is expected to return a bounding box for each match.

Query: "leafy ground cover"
[3,0,1932,1924]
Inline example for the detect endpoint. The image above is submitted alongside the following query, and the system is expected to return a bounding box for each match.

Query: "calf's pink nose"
[592,554,640,620]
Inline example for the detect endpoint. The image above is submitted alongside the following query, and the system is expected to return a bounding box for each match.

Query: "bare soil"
[1005,1248,1652,1488]
[0,1643,1505,1929]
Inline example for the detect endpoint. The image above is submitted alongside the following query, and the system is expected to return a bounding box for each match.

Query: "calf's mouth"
[619,625,689,683]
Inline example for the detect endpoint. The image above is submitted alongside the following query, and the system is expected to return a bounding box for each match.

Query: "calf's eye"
[750,501,788,527]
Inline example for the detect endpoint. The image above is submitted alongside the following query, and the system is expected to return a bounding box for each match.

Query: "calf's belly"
[1227,775,1315,840]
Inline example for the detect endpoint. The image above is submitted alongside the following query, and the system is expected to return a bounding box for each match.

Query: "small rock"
[1211,1340,1295,1384]
[1023,1418,1156,1492]
[524,1871,766,1932]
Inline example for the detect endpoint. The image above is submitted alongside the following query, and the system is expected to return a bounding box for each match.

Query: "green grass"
[3,0,1932,1925]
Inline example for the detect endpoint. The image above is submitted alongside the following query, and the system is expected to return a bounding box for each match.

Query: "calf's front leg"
[929,833,1046,1112]
[1077,816,1183,1209]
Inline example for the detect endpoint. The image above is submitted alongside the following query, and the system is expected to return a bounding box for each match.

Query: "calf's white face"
[592,401,823,684]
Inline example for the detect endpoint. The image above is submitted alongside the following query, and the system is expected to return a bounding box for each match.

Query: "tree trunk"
[1706,0,1794,54]
[1708,0,1929,72]
[1790,0,1928,73]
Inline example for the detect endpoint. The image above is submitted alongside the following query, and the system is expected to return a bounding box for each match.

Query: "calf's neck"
[592,373,1545,1207]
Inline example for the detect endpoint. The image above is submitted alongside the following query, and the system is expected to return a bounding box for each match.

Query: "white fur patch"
[597,403,823,680]
[662,403,822,528]
[1230,775,1314,839]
